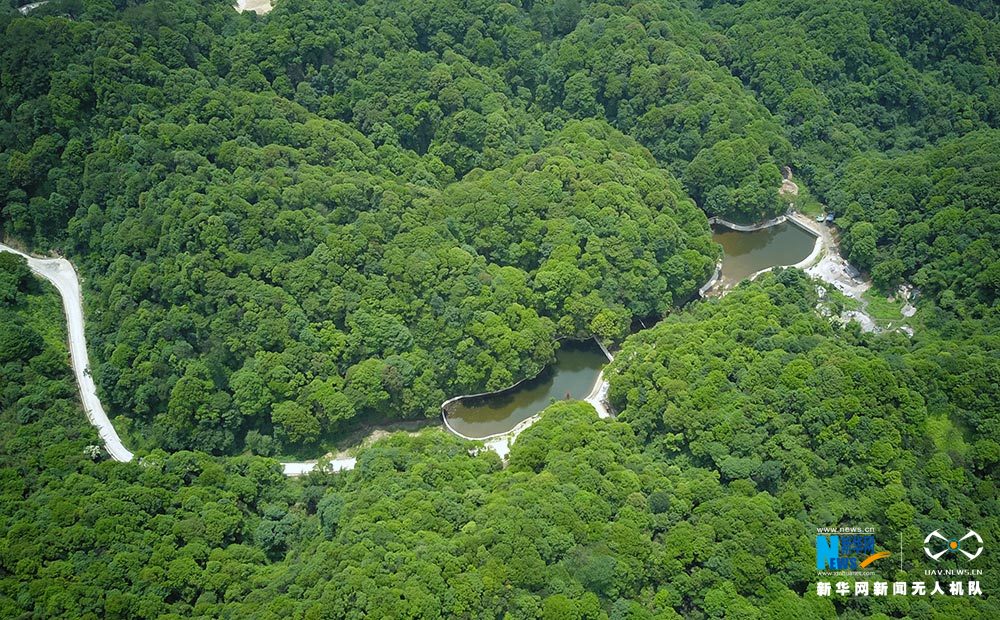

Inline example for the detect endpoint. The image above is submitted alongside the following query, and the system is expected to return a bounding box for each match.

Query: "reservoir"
[443,220,817,441]
[712,221,817,288]
[444,340,607,439]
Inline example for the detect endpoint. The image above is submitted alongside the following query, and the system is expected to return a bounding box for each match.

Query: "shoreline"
[441,336,614,443]
[744,214,825,281]
[708,213,882,334]
[2,208,868,476]
[0,243,621,477]
[698,260,723,297]
[705,211,826,295]
[707,215,787,232]
[469,346,615,461]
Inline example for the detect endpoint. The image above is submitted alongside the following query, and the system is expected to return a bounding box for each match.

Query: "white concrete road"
[1,243,338,476]
[282,458,356,476]
[1,243,135,462]
[2,244,622,474]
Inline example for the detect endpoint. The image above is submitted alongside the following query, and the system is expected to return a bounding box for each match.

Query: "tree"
[0,253,31,304]
[271,401,320,445]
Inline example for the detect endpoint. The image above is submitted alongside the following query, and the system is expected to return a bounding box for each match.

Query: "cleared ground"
[235,0,272,15]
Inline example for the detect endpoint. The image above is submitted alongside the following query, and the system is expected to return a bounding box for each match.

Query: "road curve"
[1,243,135,462]
[2,243,622,475]
[1,243,345,476]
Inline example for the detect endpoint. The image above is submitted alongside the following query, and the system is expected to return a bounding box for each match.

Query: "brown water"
[444,340,606,439]
[712,222,817,287]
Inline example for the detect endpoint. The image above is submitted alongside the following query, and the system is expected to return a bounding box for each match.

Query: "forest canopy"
[0,0,997,618]
[2,260,996,618]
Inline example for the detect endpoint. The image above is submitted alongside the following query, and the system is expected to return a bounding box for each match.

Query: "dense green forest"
[1,0,997,453]
[833,130,999,307]
[1,0,997,617]
[2,262,996,618]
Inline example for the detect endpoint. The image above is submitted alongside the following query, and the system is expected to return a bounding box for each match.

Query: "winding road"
[0,243,353,476]
[1,243,135,462]
[3,212,870,475]
[2,242,609,475]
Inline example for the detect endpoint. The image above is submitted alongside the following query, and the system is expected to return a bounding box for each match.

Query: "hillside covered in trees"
[1,0,997,618]
[2,261,996,618]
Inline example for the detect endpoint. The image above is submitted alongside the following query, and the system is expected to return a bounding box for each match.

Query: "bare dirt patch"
[235,0,272,14]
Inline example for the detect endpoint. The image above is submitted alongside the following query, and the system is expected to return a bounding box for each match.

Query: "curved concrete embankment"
[2,243,621,474]
[698,261,723,297]
[441,337,614,454]
[707,215,787,232]
[705,213,824,295]
[743,216,825,283]
[583,369,612,419]
[467,359,614,461]
[785,215,826,267]
[440,369,550,442]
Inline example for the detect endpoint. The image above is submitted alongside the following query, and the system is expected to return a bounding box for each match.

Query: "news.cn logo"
[816,531,891,571]
[923,530,983,561]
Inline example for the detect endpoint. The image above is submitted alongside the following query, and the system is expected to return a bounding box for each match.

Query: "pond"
[712,221,817,288]
[443,340,607,439]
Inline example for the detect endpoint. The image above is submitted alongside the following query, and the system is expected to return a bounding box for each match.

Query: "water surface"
[444,340,606,439]
[712,222,816,287]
